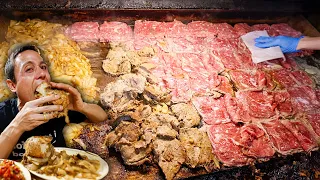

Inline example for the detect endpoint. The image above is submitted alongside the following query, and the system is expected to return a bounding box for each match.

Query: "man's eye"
[26,68,33,72]
[41,65,47,70]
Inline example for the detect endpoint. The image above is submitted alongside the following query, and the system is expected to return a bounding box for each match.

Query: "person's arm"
[50,82,107,123]
[0,95,63,159]
[296,37,320,50]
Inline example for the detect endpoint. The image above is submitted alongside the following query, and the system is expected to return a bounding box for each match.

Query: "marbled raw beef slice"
[187,21,217,38]
[234,23,251,36]
[208,123,254,166]
[66,22,99,42]
[261,120,302,155]
[235,123,275,159]
[99,21,133,42]
[273,90,296,117]
[235,91,277,122]
[229,70,266,91]
[288,86,320,113]
[134,20,162,37]
[270,23,302,37]
[281,119,318,152]
[305,113,320,137]
[192,95,231,125]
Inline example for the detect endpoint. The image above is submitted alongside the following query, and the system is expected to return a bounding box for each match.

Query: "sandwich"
[35,82,70,123]
[22,136,55,171]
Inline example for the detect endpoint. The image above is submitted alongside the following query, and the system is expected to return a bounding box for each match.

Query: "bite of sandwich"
[35,82,70,123]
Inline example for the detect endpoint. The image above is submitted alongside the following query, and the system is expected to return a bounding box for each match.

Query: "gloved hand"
[255,35,304,53]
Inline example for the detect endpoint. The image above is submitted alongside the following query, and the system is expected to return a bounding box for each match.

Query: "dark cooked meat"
[67,121,112,160]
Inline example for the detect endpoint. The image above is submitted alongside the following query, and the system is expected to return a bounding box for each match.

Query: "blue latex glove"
[255,35,304,53]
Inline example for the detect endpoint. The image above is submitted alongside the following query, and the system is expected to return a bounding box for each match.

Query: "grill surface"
[0,8,320,180]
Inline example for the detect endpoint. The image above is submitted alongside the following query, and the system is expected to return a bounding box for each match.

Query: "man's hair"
[5,43,43,83]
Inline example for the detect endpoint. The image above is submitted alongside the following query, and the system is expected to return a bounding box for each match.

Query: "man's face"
[7,50,51,104]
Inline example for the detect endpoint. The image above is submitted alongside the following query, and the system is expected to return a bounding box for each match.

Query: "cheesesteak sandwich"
[22,136,55,171]
[35,82,70,123]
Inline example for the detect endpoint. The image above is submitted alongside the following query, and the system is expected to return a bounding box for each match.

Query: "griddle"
[0,2,320,179]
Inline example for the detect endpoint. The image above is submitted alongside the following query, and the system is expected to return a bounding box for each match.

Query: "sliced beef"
[208,123,254,166]
[261,120,302,155]
[99,21,133,42]
[192,95,231,125]
[236,124,275,159]
[288,86,320,113]
[270,23,302,37]
[280,119,318,152]
[65,22,99,42]
[229,70,266,91]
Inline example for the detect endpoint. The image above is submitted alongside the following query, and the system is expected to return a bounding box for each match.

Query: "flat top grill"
[0,8,320,180]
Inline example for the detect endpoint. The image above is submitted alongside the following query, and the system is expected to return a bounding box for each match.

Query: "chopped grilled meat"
[100,74,146,112]
[171,103,201,129]
[153,139,186,180]
[156,125,178,140]
[143,83,172,104]
[102,43,155,76]
[179,128,220,171]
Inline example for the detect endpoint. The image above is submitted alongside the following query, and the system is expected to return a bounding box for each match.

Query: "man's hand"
[50,82,85,113]
[12,95,63,132]
[255,36,304,53]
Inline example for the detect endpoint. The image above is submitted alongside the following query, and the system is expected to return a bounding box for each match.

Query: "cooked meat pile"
[102,69,219,179]
[102,43,155,76]
[22,136,55,171]
[35,82,70,123]
[62,121,112,160]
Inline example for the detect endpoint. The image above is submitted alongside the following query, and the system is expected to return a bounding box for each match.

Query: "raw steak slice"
[261,120,302,155]
[187,21,217,38]
[270,23,302,38]
[251,24,271,31]
[170,77,193,103]
[163,37,205,53]
[291,70,314,87]
[288,86,320,113]
[214,76,234,96]
[162,20,188,37]
[229,70,266,91]
[134,36,158,50]
[280,119,318,152]
[236,91,277,121]
[270,69,298,88]
[99,21,133,42]
[203,53,225,73]
[235,124,275,159]
[214,23,239,39]
[257,59,283,70]
[65,22,99,42]
[274,90,296,117]
[192,95,231,125]
[305,113,320,137]
[234,23,251,36]
[208,123,254,166]
[134,20,162,37]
